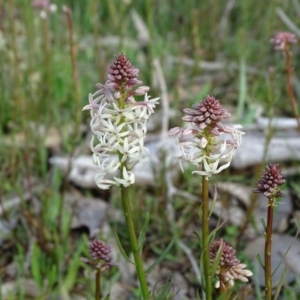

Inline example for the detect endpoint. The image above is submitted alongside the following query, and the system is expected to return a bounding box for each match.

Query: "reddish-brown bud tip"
[183,95,230,135]
[107,53,140,90]
[89,239,112,262]
[253,164,285,198]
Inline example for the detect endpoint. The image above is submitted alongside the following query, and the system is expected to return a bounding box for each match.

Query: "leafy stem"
[202,172,212,300]
[120,183,150,300]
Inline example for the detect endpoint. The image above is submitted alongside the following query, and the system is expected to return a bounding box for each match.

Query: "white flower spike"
[83,54,159,189]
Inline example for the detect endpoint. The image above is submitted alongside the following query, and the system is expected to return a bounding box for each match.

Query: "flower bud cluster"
[81,239,116,270]
[210,239,253,290]
[270,31,297,51]
[253,164,285,199]
[83,54,159,189]
[169,95,244,177]
[89,239,112,262]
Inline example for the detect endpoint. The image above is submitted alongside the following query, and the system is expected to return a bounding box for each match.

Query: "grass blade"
[114,228,134,264]
[146,236,176,274]
[138,211,150,252]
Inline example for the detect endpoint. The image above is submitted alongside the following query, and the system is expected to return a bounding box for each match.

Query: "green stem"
[202,174,212,300]
[265,198,274,300]
[121,185,150,300]
[219,284,230,300]
[95,268,101,300]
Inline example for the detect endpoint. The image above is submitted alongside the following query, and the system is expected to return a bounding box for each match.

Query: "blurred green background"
[1,0,300,299]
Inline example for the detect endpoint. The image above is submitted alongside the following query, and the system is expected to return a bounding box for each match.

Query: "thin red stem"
[265,198,274,300]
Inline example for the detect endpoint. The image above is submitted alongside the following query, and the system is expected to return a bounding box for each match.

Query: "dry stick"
[218,0,236,39]
[155,57,204,297]
[91,0,103,82]
[41,16,51,100]
[191,9,201,74]
[202,174,212,300]
[8,0,22,118]
[153,59,169,139]
[59,6,81,236]
[265,198,274,300]
[63,6,81,127]
[283,44,300,131]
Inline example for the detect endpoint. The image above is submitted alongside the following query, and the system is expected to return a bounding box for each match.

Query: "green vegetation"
[1,0,300,299]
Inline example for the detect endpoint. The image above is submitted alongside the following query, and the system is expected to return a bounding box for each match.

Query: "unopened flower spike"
[169,95,244,177]
[81,239,116,270]
[253,164,285,200]
[83,53,159,189]
[210,239,253,291]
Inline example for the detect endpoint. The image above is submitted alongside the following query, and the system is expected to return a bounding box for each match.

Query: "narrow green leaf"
[272,233,298,277]
[210,239,223,276]
[155,282,171,300]
[198,202,204,220]
[146,236,176,274]
[114,228,134,264]
[193,231,203,249]
[273,264,288,300]
[138,211,150,252]
[253,262,263,299]
[255,253,264,269]
[208,220,226,243]
[31,242,42,291]
[152,274,172,300]
[260,217,267,231]
[48,264,57,290]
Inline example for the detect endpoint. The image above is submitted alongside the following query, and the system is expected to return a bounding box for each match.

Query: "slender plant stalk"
[283,45,300,131]
[95,268,101,300]
[202,173,212,300]
[91,0,103,82]
[191,9,201,74]
[59,6,81,238]
[120,185,150,300]
[265,198,274,300]
[253,164,284,299]
[41,16,51,101]
[63,6,81,127]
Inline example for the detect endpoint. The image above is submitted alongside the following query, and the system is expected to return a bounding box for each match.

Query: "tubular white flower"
[85,86,159,189]
[114,167,135,187]
[170,123,244,178]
